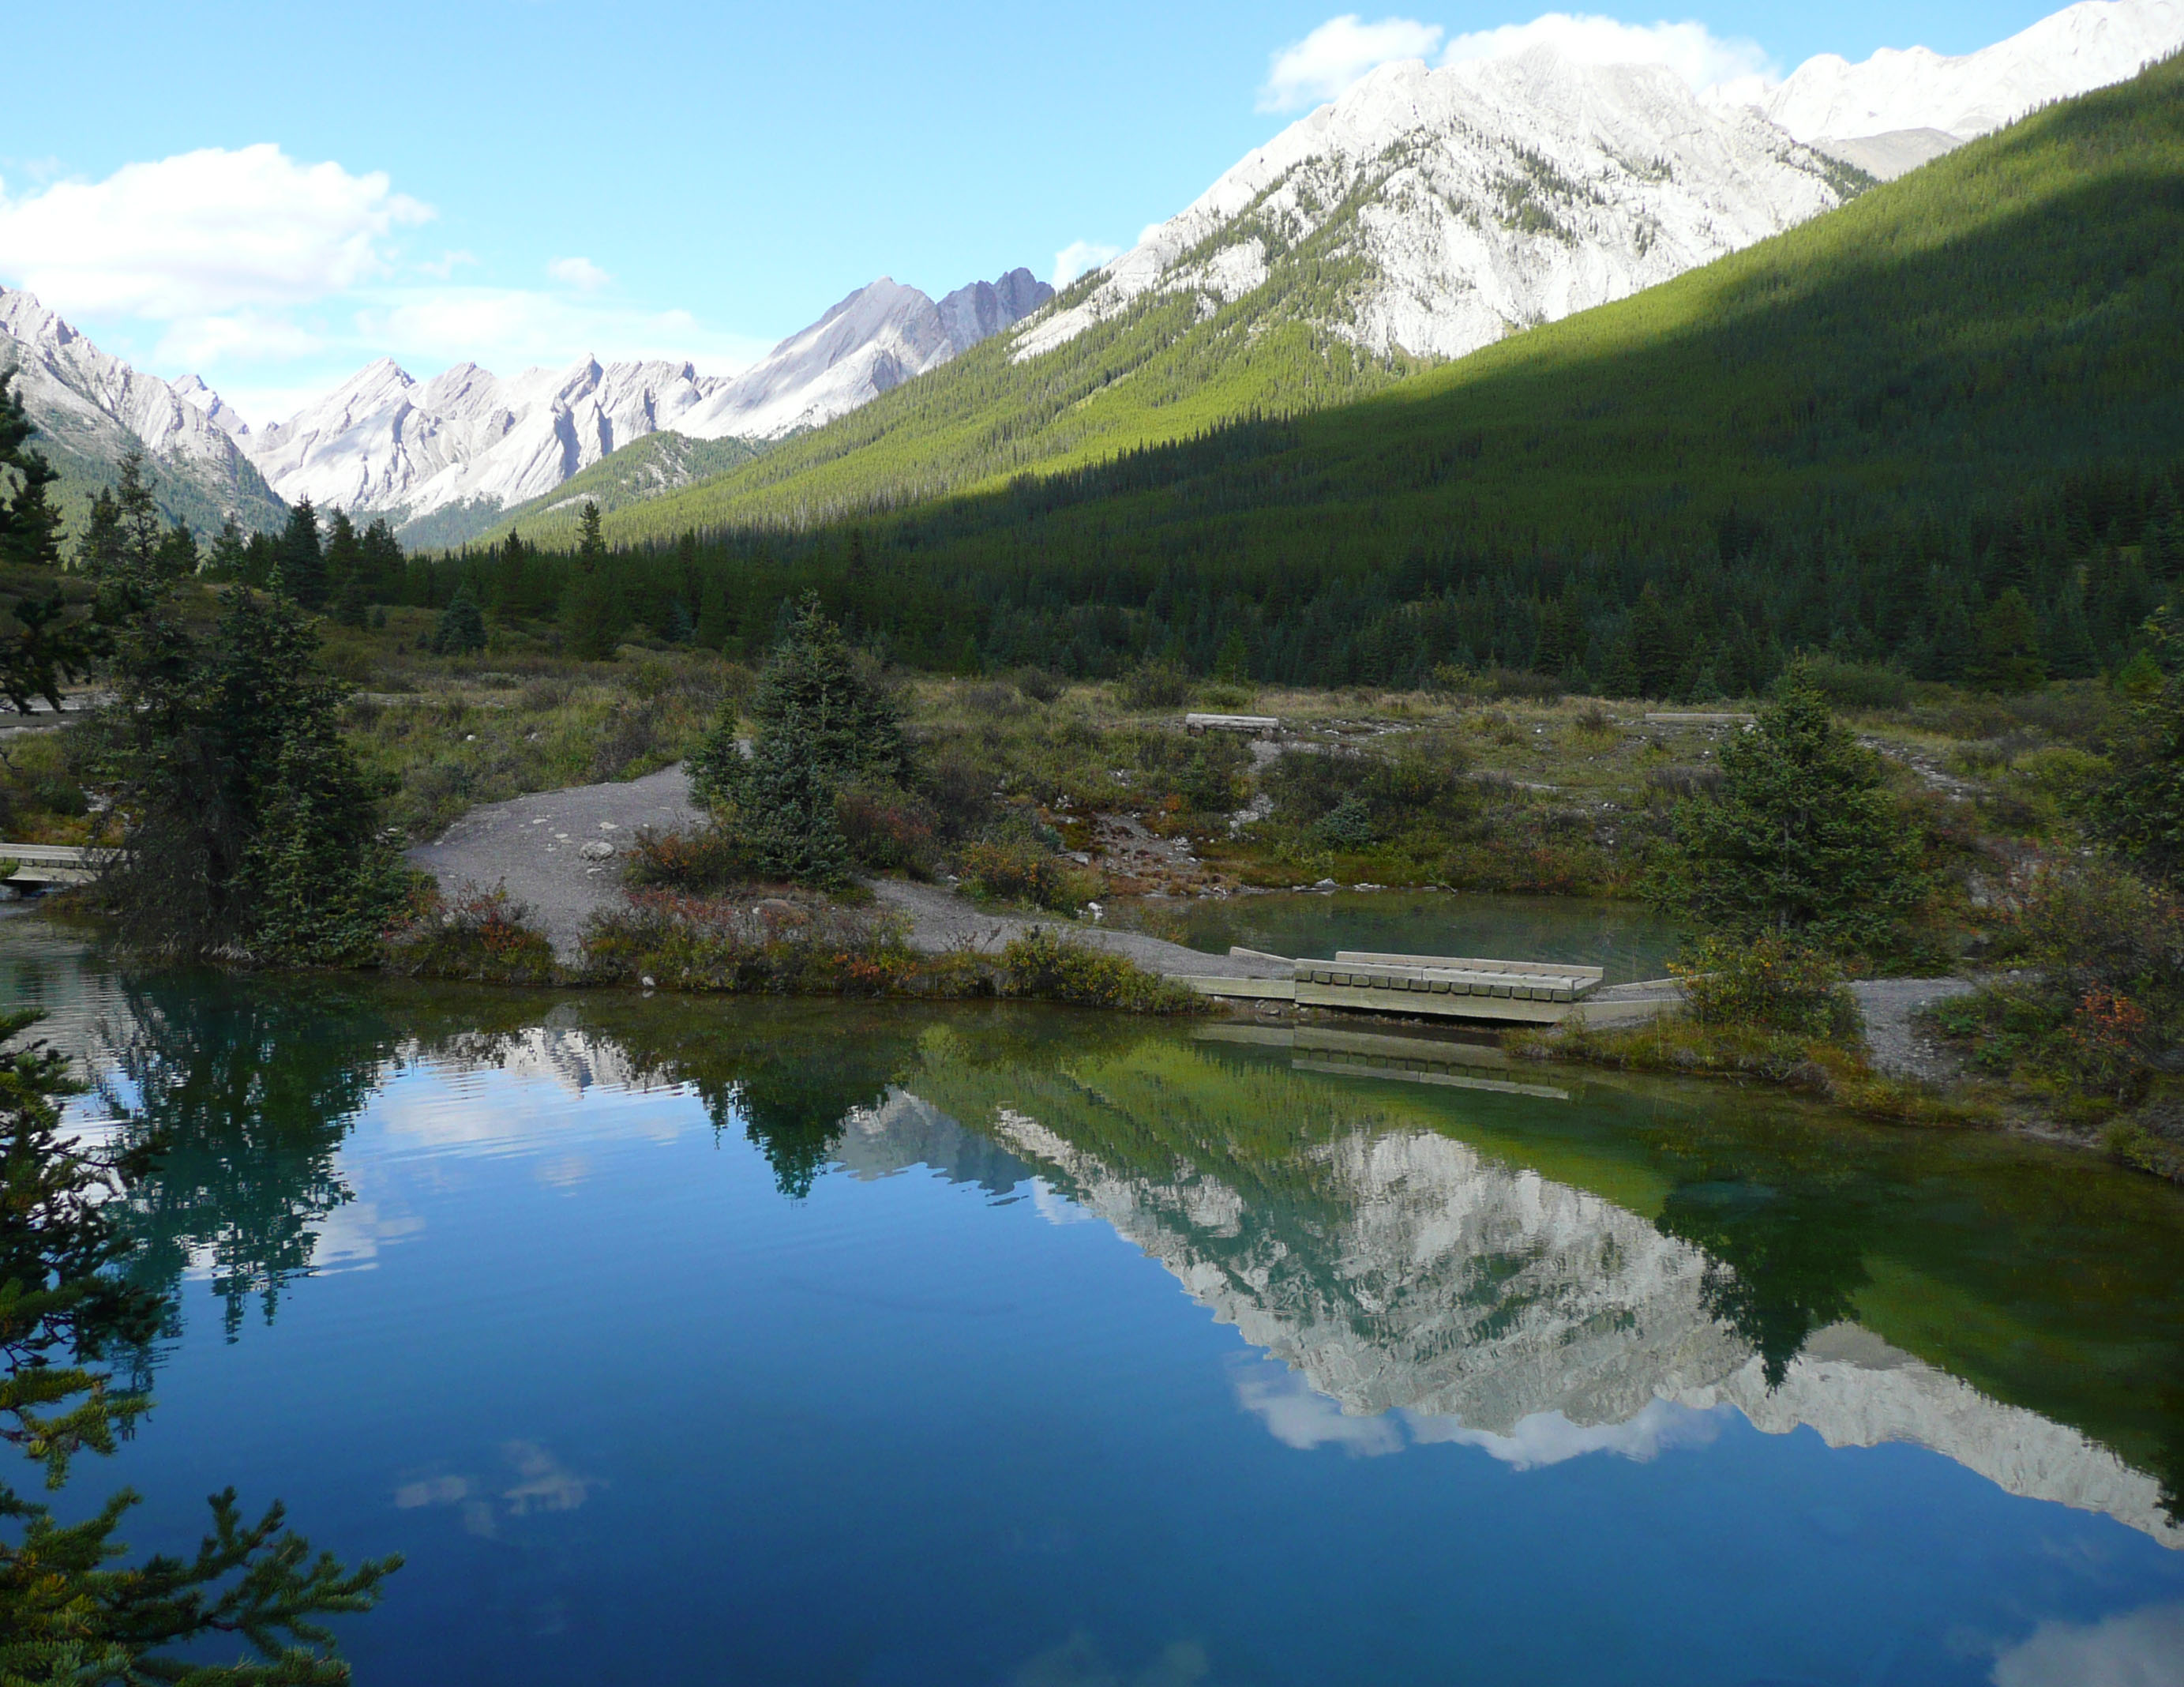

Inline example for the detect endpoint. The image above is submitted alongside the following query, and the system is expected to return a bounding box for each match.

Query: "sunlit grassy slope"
[538,55,2182,562]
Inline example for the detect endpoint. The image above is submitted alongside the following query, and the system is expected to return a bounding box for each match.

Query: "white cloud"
[1233,1362,1405,1456]
[0,143,431,320]
[1991,1602,2184,1687]
[1051,239,1123,290]
[1403,1398,1725,1468]
[1260,14,1447,112]
[1259,11,1778,114]
[547,255,612,293]
[153,309,327,370]
[354,285,766,376]
[1439,11,1774,91]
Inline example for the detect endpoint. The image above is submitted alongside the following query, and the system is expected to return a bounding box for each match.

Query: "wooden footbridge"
[0,844,107,892]
[1169,949,1677,1028]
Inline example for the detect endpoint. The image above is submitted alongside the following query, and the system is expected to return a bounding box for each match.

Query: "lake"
[6,911,2182,1685]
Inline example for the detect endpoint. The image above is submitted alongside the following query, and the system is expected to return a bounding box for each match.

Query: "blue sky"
[1,1,2070,422]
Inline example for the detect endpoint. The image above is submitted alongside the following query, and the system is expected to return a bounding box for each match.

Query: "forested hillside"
[437,57,2184,690]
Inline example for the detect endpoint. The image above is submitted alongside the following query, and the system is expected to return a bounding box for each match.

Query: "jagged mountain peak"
[240,266,1052,540]
[1014,41,1848,368]
[0,283,286,532]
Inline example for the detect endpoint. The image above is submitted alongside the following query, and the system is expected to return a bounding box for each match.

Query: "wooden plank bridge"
[1169,948,1678,1027]
[0,844,107,892]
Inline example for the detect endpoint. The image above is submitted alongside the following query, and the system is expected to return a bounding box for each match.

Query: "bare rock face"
[1015,50,1854,371]
[0,285,286,528]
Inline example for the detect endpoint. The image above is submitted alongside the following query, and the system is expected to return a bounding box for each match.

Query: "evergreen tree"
[206,514,250,579]
[358,517,404,601]
[689,597,909,886]
[1649,663,1927,952]
[1968,588,2044,692]
[430,584,488,656]
[154,520,199,580]
[561,502,621,661]
[97,575,407,960]
[74,489,124,576]
[323,509,363,618]
[0,371,64,575]
[1214,626,1249,682]
[694,578,735,652]
[1629,583,1680,698]
[2095,610,2184,886]
[0,372,96,711]
[280,498,327,608]
[113,447,162,573]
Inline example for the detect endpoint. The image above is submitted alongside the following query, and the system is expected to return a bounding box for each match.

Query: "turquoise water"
[8,914,2184,1684]
[1102,889,1683,983]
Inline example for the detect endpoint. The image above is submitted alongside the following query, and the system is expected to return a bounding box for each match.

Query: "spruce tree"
[98,575,406,960]
[0,373,95,711]
[358,517,404,600]
[1649,663,1927,952]
[280,498,327,608]
[689,596,908,886]
[430,584,488,656]
[561,502,621,660]
[207,514,250,578]
[2095,610,2184,886]
[1969,588,2043,692]
[324,509,363,618]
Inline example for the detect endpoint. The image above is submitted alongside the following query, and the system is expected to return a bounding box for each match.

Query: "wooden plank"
[1292,979,1570,1022]
[1334,951,1605,984]
[1173,975,1297,1001]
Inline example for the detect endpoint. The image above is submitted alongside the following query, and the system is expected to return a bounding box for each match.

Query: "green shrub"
[996,928,1197,1013]
[623,824,755,892]
[1116,658,1193,710]
[384,881,559,984]
[1672,933,1863,1043]
[958,839,1092,912]
[1933,861,2184,1110]
[581,891,912,994]
[1802,657,1908,712]
[835,780,939,873]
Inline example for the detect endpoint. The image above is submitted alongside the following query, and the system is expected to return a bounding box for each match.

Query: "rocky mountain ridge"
[241,268,1052,540]
[0,284,285,532]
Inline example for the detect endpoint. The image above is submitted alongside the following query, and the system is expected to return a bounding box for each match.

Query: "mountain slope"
[532,49,1865,546]
[851,55,2184,681]
[0,286,287,535]
[480,55,2182,689]
[250,268,1051,546]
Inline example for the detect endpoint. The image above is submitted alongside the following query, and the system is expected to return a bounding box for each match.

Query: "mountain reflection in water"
[25,916,2168,1559]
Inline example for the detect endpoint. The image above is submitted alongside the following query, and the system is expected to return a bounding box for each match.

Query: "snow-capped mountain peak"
[239,268,1053,536]
[1015,45,1851,367]
[0,284,284,527]
[1760,0,2183,145]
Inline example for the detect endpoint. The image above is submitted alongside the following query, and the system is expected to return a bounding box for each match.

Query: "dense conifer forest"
[372,58,2184,694]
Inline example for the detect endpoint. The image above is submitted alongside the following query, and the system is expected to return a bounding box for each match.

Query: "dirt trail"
[408,764,1285,976]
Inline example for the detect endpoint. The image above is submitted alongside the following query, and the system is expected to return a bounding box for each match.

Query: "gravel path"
[408,765,703,957]
[408,763,1290,976]
[1849,978,1979,1084]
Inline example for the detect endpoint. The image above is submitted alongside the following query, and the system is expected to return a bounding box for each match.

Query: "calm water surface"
[6,911,2183,1685]
[1102,889,1683,983]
